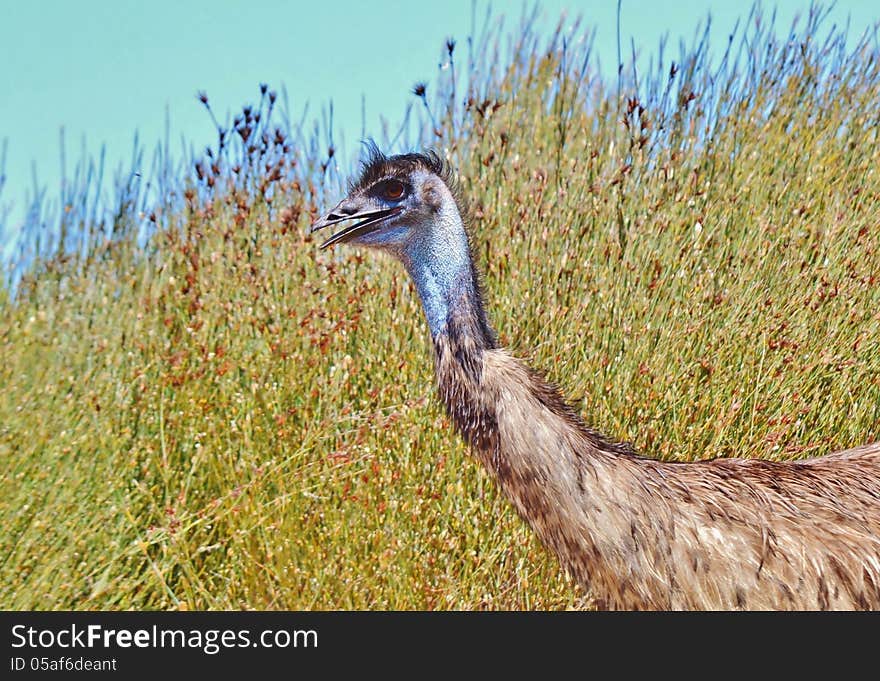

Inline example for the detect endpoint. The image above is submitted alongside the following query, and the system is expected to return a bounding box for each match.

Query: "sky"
[1,0,879,246]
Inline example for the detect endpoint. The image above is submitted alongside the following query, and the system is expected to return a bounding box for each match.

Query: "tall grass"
[1,4,879,609]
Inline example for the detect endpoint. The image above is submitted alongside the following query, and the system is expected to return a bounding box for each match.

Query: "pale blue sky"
[1,1,878,241]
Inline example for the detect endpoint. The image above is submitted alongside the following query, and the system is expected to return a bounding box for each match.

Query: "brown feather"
[434,327,880,610]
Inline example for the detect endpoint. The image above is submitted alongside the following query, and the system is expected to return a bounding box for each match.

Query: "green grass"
[1,5,879,609]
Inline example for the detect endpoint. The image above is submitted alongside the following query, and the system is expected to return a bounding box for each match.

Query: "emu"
[311,148,880,610]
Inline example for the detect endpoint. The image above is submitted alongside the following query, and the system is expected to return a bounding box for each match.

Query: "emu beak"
[310,204,402,250]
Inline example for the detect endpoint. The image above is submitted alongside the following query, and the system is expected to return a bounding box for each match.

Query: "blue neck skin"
[401,229,478,340]
[407,260,474,338]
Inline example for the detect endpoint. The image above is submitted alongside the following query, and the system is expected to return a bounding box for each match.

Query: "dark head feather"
[350,143,458,200]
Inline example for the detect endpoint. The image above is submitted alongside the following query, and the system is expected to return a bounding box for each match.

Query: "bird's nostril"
[338,204,359,216]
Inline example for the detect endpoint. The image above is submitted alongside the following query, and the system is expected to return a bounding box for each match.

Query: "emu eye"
[381,180,405,201]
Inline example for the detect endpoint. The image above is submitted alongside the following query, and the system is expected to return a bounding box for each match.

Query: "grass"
[1,4,879,610]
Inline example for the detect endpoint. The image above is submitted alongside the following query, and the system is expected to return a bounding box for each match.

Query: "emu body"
[312,149,880,610]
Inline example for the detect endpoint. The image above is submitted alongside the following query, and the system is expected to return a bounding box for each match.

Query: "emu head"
[311,148,464,261]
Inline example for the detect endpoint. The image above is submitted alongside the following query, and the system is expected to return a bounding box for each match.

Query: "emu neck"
[402,215,494,349]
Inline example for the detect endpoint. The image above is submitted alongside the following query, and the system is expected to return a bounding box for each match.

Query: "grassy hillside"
[1,6,879,609]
